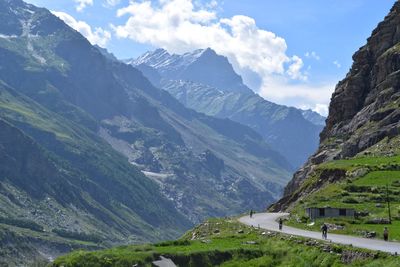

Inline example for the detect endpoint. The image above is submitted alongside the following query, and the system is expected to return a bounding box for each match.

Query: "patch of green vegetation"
[0,84,75,141]
[0,32,70,73]
[288,154,400,241]
[0,82,191,245]
[320,156,400,171]
[0,223,102,267]
[0,217,43,232]
[354,171,400,186]
[52,229,103,243]
[52,218,400,267]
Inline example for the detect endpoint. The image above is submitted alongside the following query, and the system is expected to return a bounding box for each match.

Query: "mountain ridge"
[131,48,325,168]
[128,48,251,94]
[0,0,294,263]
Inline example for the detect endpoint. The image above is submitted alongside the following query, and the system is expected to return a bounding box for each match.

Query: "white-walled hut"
[306,207,355,220]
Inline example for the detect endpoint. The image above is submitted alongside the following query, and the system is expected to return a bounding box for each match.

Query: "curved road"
[239,212,400,254]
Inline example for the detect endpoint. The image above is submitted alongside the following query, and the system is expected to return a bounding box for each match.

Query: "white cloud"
[333,60,341,68]
[287,55,307,81]
[259,78,335,116]
[113,0,307,81]
[104,0,121,7]
[313,104,329,116]
[52,11,111,47]
[74,0,93,12]
[305,51,320,60]
[206,0,218,9]
[112,0,336,112]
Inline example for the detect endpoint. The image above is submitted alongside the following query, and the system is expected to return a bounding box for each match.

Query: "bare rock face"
[272,2,400,210]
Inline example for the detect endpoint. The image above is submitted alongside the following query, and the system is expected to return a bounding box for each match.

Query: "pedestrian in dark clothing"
[279,218,283,230]
[384,227,389,241]
[321,223,328,240]
[249,210,253,218]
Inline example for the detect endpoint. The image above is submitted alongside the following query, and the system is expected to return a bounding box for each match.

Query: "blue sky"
[224,1,394,83]
[25,0,396,115]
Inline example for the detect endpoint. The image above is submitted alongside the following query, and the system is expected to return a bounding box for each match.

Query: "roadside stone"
[355,211,369,217]
[365,231,377,238]
[322,245,332,252]
[305,240,319,246]
[367,218,390,224]
[326,223,345,230]
[152,256,177,267]
[341,250,373,264]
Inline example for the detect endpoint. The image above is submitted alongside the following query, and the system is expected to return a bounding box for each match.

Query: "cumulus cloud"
[287,56,307,81]
[112,0,334,114]
[74,0,93,12]
[52,11,111,47]
[112,0,306,80]
[313,104,329,116]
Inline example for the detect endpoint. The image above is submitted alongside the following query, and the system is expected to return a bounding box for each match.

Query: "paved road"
[239,212,400,254]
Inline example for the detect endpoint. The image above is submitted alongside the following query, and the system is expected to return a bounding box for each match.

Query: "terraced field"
[287,150,400,241]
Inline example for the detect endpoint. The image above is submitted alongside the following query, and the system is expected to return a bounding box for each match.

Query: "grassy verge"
[52,217,400,266]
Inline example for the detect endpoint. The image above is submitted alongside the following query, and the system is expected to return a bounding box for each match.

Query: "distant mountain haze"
[129,48,325,168]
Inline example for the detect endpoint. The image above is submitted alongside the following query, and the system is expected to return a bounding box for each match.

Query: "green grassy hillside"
[0,0,293,226]
[0,0,294,264]
[0,82,191,265]
[0,82,190,237]
[52,217,400,267]
[284,136,400,240]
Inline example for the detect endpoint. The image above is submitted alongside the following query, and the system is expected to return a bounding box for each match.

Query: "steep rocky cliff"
[273,1,400,210]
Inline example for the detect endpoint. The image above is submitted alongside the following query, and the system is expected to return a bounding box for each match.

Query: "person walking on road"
[278,218,283,230]
[383,227,389,241]
[249,210,254,218]
[321,223,328,240]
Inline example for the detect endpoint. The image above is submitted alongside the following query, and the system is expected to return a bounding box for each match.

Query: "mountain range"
[128,48,325,168]
[0,0,295,264]
[49,1,400,265]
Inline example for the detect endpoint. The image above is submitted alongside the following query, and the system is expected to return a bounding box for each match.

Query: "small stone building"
[306,207,355,220]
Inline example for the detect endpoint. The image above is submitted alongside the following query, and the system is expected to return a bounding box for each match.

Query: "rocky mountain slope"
[0,0,293,263]
[129,48,325,168]
[272,0,400,211]
[301,109,326,126]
